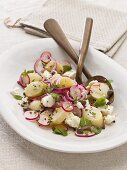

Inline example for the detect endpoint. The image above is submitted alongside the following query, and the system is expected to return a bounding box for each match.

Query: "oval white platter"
[0,38,127,153]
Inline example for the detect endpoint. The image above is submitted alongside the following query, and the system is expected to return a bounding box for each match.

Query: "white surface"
[0,0,127,169]
[1,38,127,153]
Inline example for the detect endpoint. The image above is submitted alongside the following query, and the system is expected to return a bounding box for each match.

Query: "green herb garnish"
[63,65,72,72]
[51,93,60,101]
[53,127,68,136]
[13,95,23,100]
[94,97,106,108]
[91,127,102,134]
[52,83,58,89]
[108,79,113,84]
[80,117,92,127]
[27,70,34,74]
[91,112,96,116]
[22,69,34,77]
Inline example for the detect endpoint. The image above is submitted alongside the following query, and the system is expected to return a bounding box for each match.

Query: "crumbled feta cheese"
[65,113,80,128]
[99,105,114,116]
[42,70,52,80]
[85,100,91,109]
[10,87,20,96]
[86,80,98,89]
[41,94,55,107]
[106,99,109,104]
[105,114,115,125]
[76,102,84,109]
[22,97,28,103]
[63,70,76,79]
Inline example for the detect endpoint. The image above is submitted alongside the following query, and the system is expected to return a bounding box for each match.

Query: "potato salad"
[11,51,115,137]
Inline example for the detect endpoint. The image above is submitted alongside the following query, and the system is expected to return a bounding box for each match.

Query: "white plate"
[0,38,127,153]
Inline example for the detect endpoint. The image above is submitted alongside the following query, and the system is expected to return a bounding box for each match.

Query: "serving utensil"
[44,19,114,104]
[76,18,93,84]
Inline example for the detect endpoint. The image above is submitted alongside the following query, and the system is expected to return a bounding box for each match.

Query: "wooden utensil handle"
[44,19,91,79]
[76,18,93,83]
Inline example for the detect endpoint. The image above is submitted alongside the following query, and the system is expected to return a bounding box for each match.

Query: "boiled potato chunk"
[45,60,56,72]
[82,106,103,128]
[29,100,42,111]
[52,107,69,124]
[28,73,42,82]
[90,82,109,99]
[25,81,48,97]
[56,63,64,74]
[57,77,76,88]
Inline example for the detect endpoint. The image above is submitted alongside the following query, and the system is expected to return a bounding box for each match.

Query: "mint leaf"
[63,65,72,72]
[51,93,60,101]
[94,97,106,108]
[53,127,68,136]
[80,117,92,127]
[22,69,27,77]
[52,83,58,89]
[22,69,34,77]
[13,95,23,100]
[27,70,34,74]
[108,79,113,84]
[91,127,102,134]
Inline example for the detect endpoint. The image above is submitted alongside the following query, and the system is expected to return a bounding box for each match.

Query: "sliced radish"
[62,101,73,112]
[70,85,81,100]
[78,85,88,100]
[43,80,52,88]
[61,96,69,102]
[34,58,44,76]
[40,51,52,64]
[65,91,74,102]
[50,74,61,84]
[24,111,39,121]
[75,131,95,137]
[55,76,62,85]
[17,74,30,88]
[17,80,25,88]
[52,88,70,95]
[21,74,30,85]
[37,111,50,126]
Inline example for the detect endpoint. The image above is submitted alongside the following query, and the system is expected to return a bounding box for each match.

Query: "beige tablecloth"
[1,0,127,170]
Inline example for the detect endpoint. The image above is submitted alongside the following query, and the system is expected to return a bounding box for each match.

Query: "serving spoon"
[44,19,114,104]
[76,18,93,84]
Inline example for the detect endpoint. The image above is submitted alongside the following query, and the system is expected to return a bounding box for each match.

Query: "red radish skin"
[65,91,74,102]
[24,111,39,121]
[17,80,26,88]
[43,81,52,88]
[20,75,30,86]
[75,131,95,137]
[70,85,82,100]
[17,74,30,88]
[40,51,52,64]
[25,115,40,121]
[52,88,70,95]
[62,101,74,112]
[34,58,44,76]
[37,113,50,126]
